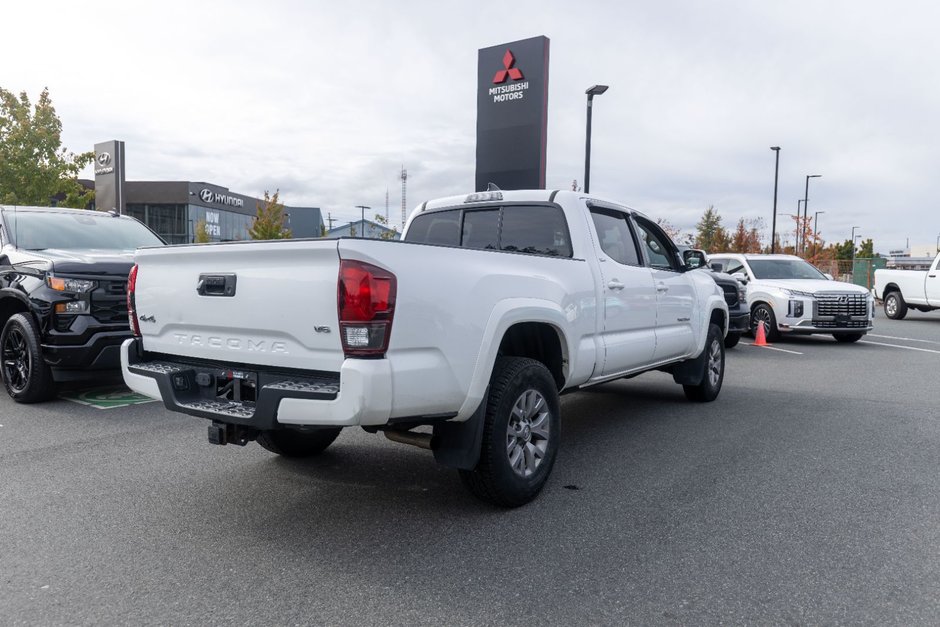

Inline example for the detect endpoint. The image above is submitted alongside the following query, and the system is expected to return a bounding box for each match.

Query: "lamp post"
[801,174,821,255]
[813,210,825,258]
[584,85,609,194]
[770,147,781,253]
[355,205,370,237]
[851,226,861,272]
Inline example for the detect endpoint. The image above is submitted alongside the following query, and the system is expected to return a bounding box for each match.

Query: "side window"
[589,208,640,266]
[501,205,572,257]
[462,209,500,250]
[725,261,745,276]
[404,210,460,246]
[633,217,679,271]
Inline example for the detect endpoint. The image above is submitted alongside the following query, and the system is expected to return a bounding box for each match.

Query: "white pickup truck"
[873,252,940,319]
[121,189,729,506]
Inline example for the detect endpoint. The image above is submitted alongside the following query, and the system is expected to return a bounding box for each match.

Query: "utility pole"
[770,147,780,253]
[327,212,336,230]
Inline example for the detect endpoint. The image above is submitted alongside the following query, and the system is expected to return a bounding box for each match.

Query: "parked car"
[709,253,874,343]
[678,246,749,348]
[122,189,729,506]
[872,251,940,319]
[0,206,165,402]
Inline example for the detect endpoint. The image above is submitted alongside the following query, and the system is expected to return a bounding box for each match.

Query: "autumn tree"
[0,87,94,208]
[694,205,729,253]
[656,217,681,241]
[374,213,400,240]
[248,190,291,240]
[193,219,211,243]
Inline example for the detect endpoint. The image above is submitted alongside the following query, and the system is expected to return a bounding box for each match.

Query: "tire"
[750,303,780,342]
[724,333,741,349]
[257,427,342,457]
[683,323,725,402]
[459,357,560,508]
[883,291,908,320]
[833,333,864,343]
[1,313,55,403]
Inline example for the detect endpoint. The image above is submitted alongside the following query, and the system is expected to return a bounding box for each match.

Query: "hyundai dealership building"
[90,141,324,243]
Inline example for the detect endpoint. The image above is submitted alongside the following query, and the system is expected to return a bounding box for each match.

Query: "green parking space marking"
[60,386,157,409]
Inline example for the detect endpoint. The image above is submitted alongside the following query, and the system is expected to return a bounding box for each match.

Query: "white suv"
[708,254,874,343]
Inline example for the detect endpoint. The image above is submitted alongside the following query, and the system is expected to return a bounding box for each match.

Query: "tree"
[832,239,855,261]
[374,213,400,240]
[694,205,729,253]
[193,219,211,243]
[656,217,681,241]
[248,190,291,240]
[0,87,94,208]
[730,218,748,253]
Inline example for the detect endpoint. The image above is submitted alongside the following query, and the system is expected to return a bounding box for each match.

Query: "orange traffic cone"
[754,321,769,346]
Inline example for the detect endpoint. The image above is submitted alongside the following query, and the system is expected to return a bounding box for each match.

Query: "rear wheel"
[751,303,780,342]
[257,427,342,457]
[1,313,55,403]
[683,323,725,402]
[459,357,560,507]
[833,333,864,343]
[883,291,908,320]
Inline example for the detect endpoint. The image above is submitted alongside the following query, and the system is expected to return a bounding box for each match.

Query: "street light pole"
[584,85,609,194]
[770,147,781,253]
[802,174,821,255]
[813,210,825,258]
[355,205,371,237]
[851,225,861,271]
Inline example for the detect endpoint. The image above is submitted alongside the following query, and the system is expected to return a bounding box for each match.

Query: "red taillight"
[127,264,140,337]
[338,259,396,356]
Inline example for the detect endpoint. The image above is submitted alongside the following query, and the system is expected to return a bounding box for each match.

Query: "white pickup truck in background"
[872,252,940,319]
[121,189,729,506]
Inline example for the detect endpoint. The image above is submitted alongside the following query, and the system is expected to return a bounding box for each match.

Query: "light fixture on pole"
[851,226,861,269]
[355,205,371,237]
[770,147,781,253]
[801,174,821,255]
[813,210,825,258]
[584,85,609,194]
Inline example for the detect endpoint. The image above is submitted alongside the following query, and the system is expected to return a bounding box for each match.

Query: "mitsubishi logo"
[492,49,524,84]
[199,188,215,203]
[96,152,112,167]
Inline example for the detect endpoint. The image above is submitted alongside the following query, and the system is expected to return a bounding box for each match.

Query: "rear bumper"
[121,338,393,428]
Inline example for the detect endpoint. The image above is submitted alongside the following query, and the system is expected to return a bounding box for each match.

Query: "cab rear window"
[405,205,572,258]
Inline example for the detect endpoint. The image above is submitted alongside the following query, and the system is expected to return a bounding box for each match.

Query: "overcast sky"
[5,0,939,252]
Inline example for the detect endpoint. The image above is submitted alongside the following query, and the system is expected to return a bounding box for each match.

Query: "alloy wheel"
[2,328,30,393]
[505,389,551,478]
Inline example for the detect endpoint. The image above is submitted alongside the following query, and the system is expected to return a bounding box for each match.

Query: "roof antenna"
[486,182,502,191]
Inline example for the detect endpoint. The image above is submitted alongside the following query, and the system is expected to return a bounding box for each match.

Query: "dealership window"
[126,203,188,244]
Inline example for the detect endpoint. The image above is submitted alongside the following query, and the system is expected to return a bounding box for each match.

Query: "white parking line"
[860,340,940,355]
[869,334,940,346]
[742,342,804,355]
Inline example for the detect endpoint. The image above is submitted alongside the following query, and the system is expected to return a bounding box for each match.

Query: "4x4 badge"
[139,315,156,323]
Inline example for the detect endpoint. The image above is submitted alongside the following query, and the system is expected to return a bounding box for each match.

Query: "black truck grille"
[91,280,129,323]
[815,292,868,317]
[721,284,739,308]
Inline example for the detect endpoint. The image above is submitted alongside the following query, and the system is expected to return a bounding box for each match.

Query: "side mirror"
[824,273,834,280]
[732,272,749,284]
[683,249,707,269]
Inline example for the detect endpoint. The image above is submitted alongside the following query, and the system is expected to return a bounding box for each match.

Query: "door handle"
[656,283,669,293]
[607,279,625,291]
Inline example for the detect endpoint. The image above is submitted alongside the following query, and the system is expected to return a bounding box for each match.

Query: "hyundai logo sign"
[96,152,112,167]
[198,188,245,208]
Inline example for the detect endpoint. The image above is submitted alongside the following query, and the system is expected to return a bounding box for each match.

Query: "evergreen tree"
[694,205,728,253]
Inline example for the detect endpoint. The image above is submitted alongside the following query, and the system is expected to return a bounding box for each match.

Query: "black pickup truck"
[0,206,164,402]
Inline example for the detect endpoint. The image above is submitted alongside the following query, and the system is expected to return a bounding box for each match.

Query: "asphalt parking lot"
[2,312,938,625]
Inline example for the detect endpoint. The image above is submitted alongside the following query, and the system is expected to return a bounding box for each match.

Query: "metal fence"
[814,258,887,291]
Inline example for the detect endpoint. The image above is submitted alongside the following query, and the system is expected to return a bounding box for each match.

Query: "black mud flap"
[431,390,488,470]
[670,347,708,386]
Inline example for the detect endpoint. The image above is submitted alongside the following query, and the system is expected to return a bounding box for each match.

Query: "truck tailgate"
[133,239,343,372]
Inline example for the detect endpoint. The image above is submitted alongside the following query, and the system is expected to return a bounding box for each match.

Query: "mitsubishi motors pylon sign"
[475,36,550,192]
